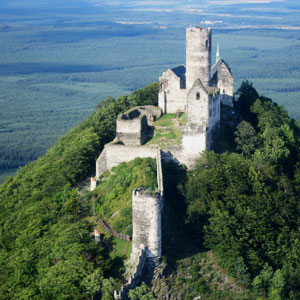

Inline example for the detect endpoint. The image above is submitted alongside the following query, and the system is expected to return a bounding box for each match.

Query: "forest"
[1,80,300,299]
[0,82,159,300]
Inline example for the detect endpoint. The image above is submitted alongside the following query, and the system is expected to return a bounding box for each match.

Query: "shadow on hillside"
[102,236,128,282]
[161,162,206,275]
[212,104,239,154]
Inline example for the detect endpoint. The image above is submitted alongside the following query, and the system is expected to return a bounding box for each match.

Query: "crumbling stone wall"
[138,106,162,123]
[96,148,107,178]
[117,114,148,146]
[116,108,147,146]
[114,248,147,300]
[96,144,157,178]
[116,106,162,146]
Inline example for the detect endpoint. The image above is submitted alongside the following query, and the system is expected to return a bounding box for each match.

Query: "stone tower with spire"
[158,26,234,158]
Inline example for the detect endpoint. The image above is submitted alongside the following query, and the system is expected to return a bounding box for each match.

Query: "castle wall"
[96,148,107,178]
[159,70,187,113]
[116,106,162,145]
[95,143,197,179]
[186,27,212,90]
[217,62,234,107]
[156,149,164,196]
[139,106,162,122]
[116,115,148,145]
[182,125,207,162]
[96,144,157,178]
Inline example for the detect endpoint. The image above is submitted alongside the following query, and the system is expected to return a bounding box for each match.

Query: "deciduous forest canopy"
[1,81,300,299]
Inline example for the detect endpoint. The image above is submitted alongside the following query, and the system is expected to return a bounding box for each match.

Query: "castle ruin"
[92,26,234,297]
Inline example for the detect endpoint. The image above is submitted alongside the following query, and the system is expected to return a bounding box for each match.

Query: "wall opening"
[206,40,208,48]
[196,92,200,100]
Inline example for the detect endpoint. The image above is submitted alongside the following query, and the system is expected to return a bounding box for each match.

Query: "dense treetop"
[186,81,300,299]
[1,79,300,299]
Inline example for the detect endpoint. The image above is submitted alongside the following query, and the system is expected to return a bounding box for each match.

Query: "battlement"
[186,26,211,33]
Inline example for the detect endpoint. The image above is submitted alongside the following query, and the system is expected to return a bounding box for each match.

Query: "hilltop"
[1,81,300,299]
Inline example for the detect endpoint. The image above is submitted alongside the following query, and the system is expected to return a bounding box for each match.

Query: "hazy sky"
[0,0,292,8]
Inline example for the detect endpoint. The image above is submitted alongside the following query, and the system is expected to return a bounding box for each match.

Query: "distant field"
[1,7,300,181]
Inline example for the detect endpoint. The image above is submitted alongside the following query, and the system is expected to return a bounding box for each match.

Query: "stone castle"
[92,26,234,297]
[159,27,233,158]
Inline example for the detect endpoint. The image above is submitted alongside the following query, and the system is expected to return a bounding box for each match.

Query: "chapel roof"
[211,59,233,78]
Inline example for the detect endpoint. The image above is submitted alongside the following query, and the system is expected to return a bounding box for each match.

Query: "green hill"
[154,81,300,300]
[1,80,300,300]
[0,83,158,300]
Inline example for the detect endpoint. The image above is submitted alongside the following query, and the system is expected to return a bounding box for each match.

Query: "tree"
[128,283,156,300]
[234,121,259,157]
[253,263,273,296]
[234,80,259,126]
[101,277,119,300]
[81,269,103,300]
[269,269,285,300]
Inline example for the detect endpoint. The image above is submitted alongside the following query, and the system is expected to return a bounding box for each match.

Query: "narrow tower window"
[206,40,208,48]
[196,92,200,100]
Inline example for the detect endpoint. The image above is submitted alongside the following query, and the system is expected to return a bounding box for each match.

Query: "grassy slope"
[146,113,186,147]
[93,157,157,236]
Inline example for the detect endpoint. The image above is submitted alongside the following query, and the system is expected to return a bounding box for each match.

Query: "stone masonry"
[92,26,234,297]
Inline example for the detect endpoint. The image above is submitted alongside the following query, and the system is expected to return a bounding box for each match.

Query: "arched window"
[196,92,200,100]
